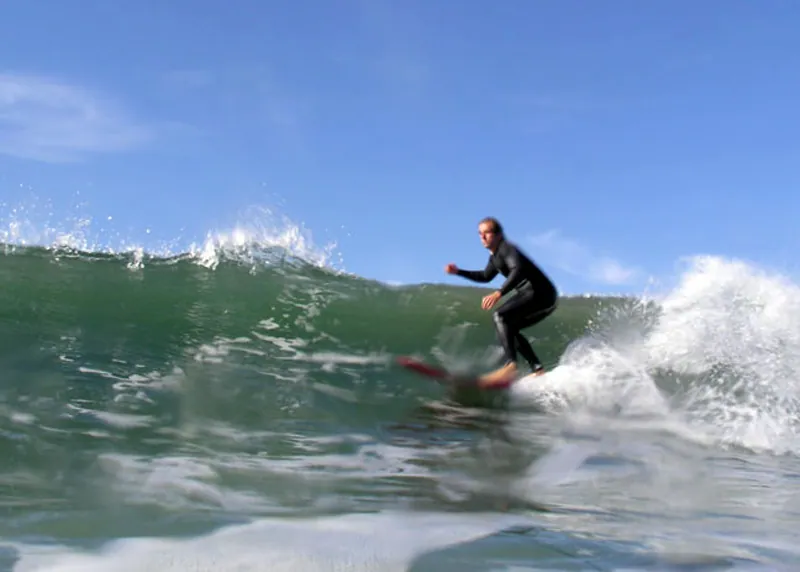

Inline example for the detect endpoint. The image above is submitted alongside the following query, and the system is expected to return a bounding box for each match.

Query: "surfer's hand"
[481,291,501,310]
[445,263,458,274]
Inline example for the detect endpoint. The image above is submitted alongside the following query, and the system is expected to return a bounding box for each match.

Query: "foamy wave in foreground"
[12,511,526,572]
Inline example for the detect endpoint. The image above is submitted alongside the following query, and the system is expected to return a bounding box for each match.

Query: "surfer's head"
[478,217,503,250]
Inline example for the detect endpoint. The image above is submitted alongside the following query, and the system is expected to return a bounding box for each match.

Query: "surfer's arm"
[496,248,525,296]
[456,260,498,283]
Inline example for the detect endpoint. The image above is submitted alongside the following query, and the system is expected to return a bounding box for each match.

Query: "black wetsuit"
[456,239,558,372]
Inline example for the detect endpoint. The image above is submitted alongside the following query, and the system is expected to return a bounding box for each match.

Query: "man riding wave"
[445,217,558,387]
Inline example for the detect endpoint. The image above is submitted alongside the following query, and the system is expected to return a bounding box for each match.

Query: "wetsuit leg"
[492,290,557,371]
[514,333,542,372]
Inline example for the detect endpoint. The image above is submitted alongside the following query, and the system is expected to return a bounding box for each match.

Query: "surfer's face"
[478,222,498,249]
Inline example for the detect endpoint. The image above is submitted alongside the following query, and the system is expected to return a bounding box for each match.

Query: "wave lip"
[1,202,346,273]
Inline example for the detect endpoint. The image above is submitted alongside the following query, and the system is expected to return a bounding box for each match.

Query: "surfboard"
[395,355,517,391]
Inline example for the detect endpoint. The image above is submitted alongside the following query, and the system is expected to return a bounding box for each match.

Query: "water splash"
[0,197,345,273]
[513,255,800,455]
[644,256,800,453]
[0,193,162,258]
[0,194,94,252]
[189,206,343,272]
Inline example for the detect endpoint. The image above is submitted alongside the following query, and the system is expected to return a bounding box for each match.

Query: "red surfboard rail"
[395,356,516,390]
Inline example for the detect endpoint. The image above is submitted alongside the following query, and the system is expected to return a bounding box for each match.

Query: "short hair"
[479,216,503,235]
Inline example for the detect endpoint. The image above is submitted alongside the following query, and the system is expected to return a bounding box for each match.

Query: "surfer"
[445,217,558,387]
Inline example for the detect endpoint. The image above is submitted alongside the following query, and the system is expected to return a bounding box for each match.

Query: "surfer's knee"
[492,311,505,327]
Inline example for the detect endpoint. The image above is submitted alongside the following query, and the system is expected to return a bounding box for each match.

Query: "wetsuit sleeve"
[456,259,498,283]
[497,247,525,296]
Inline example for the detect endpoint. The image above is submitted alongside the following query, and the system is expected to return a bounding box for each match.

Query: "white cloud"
[527,229,642,286]
[0,73,151,163]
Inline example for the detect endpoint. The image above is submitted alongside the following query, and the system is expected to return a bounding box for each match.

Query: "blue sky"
[1,0,799,295]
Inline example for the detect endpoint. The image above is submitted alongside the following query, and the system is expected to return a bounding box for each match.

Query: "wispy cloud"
[528,229,642,286]
[0,73,151,163]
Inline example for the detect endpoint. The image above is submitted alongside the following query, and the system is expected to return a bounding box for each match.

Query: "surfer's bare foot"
[478,362,517,388]
[531,366,546,377]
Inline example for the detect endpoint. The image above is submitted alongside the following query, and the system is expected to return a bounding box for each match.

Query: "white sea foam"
[12,511,526,572]
[510,255,800,455]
